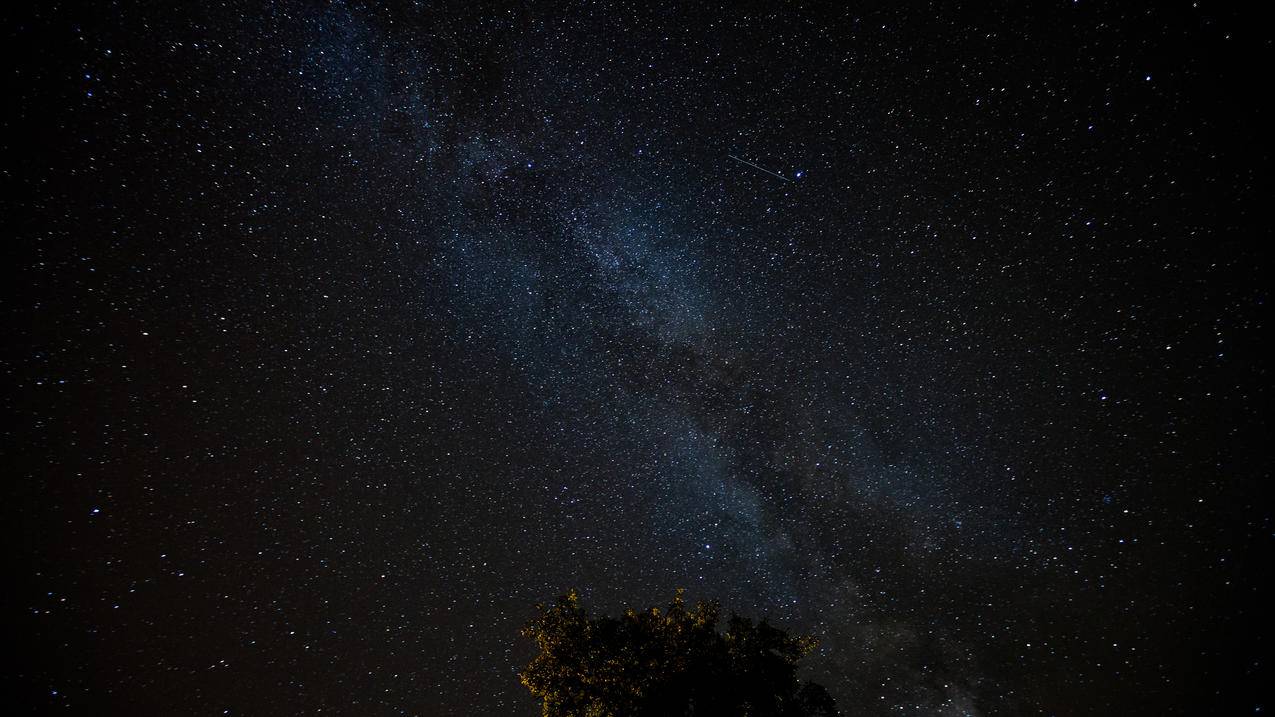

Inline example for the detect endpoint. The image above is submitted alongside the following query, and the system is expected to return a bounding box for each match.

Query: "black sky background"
[6,1,1270,714]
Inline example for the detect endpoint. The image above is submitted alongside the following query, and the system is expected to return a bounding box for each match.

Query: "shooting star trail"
[727,154,791,183]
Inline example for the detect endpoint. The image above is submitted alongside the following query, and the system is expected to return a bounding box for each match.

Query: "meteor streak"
[727,154,791,183]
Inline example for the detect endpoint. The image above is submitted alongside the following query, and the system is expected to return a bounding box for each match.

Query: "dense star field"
[7,2,1269,714]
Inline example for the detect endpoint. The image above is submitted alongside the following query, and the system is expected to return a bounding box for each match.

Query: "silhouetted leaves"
[520,589,838,716]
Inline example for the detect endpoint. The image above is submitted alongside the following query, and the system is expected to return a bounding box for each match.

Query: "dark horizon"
[7,2,1269,714]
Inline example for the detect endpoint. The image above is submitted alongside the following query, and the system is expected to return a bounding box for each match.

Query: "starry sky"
[8,2,1270,715]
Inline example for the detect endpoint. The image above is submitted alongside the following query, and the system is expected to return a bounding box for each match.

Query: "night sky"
[8,2,1270,715]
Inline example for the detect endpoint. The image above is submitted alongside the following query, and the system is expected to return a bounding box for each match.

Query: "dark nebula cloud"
[8,2,1268,715]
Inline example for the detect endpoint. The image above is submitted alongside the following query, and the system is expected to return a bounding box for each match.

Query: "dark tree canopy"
[520,589,838,717]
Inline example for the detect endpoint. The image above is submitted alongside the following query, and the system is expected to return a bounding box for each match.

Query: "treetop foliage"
[520,589,838,717]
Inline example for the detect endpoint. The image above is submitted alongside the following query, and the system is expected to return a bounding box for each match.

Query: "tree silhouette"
[520,589,838,716]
